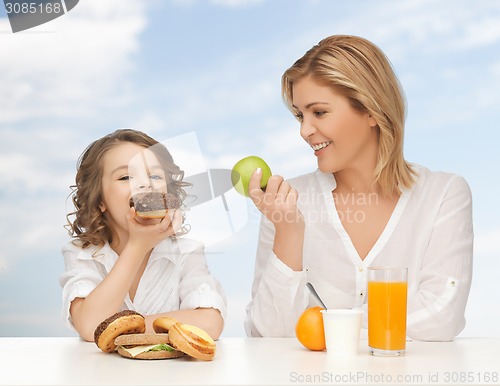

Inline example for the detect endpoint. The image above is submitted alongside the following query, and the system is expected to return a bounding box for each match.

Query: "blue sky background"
[0,0,499,338]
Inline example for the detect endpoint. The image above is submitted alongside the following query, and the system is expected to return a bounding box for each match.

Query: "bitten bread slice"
[129,192,181,219]
[153,317,179,333]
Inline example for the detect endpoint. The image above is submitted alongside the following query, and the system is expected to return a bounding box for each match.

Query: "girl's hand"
[248,168,304,232]
[126,207,183,253]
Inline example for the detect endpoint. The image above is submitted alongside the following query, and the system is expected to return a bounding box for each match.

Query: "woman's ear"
[99,202,106,213]
[368,114,378,128]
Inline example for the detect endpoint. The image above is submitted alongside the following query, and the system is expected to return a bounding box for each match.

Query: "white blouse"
[245,164,473,341]
[60,237,227,329]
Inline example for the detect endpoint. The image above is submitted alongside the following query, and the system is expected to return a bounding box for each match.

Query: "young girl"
[245,35,473,341]
[60,129,226,341]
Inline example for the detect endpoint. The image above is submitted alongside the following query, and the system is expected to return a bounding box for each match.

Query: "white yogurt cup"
[321,309,363,357]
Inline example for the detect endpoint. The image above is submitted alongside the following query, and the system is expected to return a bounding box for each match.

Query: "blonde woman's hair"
[282,35,415,195]
[66,129,189,248]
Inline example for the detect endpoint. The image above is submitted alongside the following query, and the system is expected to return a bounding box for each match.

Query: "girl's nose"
[137,178,151,190]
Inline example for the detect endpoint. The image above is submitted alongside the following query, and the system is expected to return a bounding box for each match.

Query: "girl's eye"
[118,175,131,181]
[150,174,163,180]
[294,112,303,122]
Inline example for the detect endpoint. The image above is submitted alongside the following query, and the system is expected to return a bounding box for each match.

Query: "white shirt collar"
[313,167,418,196]
[76,238,179,271]
[314,168,337,193]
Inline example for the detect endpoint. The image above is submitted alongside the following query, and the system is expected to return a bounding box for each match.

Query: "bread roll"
[94,310,145,353]
[167,322,216,361]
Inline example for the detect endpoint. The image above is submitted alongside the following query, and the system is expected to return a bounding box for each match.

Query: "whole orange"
[295,306,326,351]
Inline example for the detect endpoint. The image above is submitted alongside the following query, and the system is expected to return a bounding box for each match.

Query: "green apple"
[231,156,272,197]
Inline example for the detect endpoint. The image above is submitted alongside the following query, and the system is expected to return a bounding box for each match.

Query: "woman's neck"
[334,166,379,195]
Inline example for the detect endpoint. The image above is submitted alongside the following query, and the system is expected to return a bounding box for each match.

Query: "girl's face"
[292,76,378,174]
[99,142,168,233]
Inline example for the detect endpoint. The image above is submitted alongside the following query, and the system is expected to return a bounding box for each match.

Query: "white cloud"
[0,128,82,193]
[129,112,168,136]
[170,0,264,8]
[151,69,279,132]
[0,192,69,263]
[292,0,500,60]
[0,0,147,124]
[456,13,500,49]
[209,0,264,7]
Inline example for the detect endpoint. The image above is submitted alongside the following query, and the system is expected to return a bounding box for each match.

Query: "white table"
[0,337,499,385]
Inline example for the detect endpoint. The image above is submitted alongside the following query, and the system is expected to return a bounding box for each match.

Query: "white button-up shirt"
[60,237,226,329]
[245,164,473,341]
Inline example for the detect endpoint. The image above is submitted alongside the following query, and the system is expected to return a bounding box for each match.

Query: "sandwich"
[129,192,181,219]
[114,333,184,360]
[93,311,217,361]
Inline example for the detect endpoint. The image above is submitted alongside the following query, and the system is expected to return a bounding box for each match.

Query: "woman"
[245,35,473,341]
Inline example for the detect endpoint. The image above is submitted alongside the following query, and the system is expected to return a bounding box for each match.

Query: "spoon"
[306,282,328,310]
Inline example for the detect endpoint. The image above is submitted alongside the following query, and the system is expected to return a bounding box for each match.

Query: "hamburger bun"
[153,316,179,333]
[115,332,171,346]
[94,310,145,353]
[129,192,181,219]
[167,322,216,361]
[114,333,184,360]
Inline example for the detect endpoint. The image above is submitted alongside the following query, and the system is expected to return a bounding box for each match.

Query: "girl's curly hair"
[66,129,189,248]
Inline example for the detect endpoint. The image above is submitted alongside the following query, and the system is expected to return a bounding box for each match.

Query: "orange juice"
[368,281,407,351]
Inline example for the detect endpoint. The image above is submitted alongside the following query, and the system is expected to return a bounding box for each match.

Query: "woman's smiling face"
[99,142,167,233]
[292,76,379,174]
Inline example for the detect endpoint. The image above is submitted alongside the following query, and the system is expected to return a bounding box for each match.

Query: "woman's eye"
[118,175,131,181]
[314,111,326,117]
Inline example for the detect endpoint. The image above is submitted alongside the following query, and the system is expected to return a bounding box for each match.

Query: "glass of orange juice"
[368,266,408,356]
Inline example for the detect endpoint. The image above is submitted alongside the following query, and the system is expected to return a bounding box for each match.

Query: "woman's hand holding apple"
[248,169,304,231]
[248,169,304,271]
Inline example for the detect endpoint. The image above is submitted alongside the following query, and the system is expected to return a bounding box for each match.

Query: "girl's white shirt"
[60,237,227,328]
[245,164,473,341]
